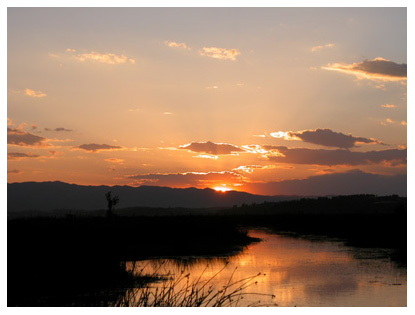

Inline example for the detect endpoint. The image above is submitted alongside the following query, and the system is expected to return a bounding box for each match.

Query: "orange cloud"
[194,154,219,160]
[311,43,334,52]
[164,40,190,49]
[199,47,241,61]
[74,51,135,65]
[270,131,300,141]
[25,88,47,98]
[105,158,124,164]
[179,141,244,155]
[322,57,406,81]
[381,104,397,108]
[381,118,399,125]
[232,165,264,174]
[240,145,269,155]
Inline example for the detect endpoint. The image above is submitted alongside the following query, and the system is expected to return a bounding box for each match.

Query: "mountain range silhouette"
[7,181,296,212]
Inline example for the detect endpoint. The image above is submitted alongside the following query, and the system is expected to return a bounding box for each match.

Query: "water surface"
[130,229,406,307]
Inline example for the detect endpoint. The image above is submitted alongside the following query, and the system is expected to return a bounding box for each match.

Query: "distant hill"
[7,181,298,213]
[244,170,407,196]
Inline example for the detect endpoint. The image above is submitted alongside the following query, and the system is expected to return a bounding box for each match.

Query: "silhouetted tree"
[105,191,119,217]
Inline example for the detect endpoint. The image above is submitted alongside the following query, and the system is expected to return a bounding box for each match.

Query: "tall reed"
[115,261,276,307]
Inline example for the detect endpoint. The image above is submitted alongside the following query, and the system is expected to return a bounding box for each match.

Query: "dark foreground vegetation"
[8,216,257,306]
[8,194,406,306]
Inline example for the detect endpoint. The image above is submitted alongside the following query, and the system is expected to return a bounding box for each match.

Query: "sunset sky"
[7,7,407,195]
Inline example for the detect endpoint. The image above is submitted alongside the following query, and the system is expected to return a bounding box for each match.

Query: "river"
[126,229,406,307]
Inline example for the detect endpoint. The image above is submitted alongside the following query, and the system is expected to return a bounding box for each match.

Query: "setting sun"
[213,186,233,192]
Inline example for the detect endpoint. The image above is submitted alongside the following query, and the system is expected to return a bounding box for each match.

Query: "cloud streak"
[73,51,135,65]
[263,146,406,166]
[199,47,241,61]
[7,128,49,147]
[7,169,22,175]
[194,154,219,160]
[45,127,73,132]
[25,88,47,98]
[126,171,242,188]
[311,43,334,52]
[323,57,406,81]
[105,158,124,164]
[76,143,124,152]
[164,41,190,50]
[7,152,40,160]
[179,141,244,155]
[380,118,407,126]
[270,128,384,148]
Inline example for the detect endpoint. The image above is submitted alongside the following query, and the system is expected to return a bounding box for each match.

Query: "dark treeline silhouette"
[222,194,406,215]
[8,194,406,306]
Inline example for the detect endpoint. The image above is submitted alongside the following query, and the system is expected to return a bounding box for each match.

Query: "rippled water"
[129,229,406,307]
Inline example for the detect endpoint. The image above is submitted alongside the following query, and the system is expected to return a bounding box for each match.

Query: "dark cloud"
[45,127,73,132]
[323,57,407,81]
[8,169,22,174]
[272,128,384,148]
[76,143,123,152]
[7,128,48,147]
[126,171,241,187]
[264,146,406,166]
[179,141,244,155]
[244,170,406,196]
[7,152,40,160]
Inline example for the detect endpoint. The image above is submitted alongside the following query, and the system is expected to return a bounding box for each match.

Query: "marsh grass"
[115,261,276,307]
